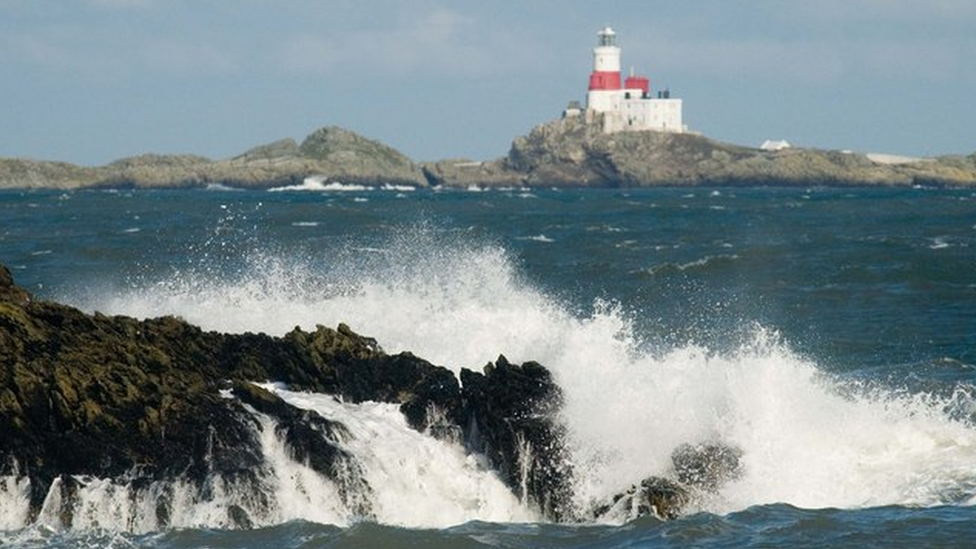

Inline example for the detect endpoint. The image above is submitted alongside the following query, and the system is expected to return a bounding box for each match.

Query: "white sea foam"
[73,224,976,521]
[0,390,532,532]
[0,474,30,530]
[204,183,241,192]
[265,387,535,526]
[516,234,555,243]
[269,177,371,192]
[381,184,416,192]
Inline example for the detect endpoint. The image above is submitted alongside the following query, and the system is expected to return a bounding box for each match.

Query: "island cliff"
[3,118,974,190]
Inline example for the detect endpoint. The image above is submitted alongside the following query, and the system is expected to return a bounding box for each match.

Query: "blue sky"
[1,0,974,165]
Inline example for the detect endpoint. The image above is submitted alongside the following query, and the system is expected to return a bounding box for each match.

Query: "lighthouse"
[582,27,685,134]
[587,27,623,112]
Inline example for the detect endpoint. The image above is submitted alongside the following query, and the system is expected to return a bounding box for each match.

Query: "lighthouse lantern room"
[582,27,685,134]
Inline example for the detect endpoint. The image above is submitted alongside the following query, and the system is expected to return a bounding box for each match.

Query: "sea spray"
[0,468,30,531]
[266,388,536,526]
[74,222,976,518]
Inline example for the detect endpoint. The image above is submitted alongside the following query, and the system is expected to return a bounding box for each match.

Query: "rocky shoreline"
[3,118,975,190]
[0,263,741,529]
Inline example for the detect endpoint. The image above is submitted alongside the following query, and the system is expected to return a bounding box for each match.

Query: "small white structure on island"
[563,100,583,118]
[583,27,685,134]
[760,140,791,151]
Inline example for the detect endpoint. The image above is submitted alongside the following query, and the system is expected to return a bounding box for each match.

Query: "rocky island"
[0,126,428,191]
[2,118,975,190]
[425,116,976,188]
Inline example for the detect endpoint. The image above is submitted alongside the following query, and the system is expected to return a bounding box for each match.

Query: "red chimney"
[625,75,650,95]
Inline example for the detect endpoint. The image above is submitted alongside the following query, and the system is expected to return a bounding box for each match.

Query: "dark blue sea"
[2,185,975,548]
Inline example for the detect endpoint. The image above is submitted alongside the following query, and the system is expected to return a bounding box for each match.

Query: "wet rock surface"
[459,356,575,521]
[1,263,741,525]
[592,441,744,522]
[0,264,571,523]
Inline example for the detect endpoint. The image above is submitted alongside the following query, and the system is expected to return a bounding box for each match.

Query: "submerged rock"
[594,476,690,521]
[588,441,743,523]
[672,442,743,492]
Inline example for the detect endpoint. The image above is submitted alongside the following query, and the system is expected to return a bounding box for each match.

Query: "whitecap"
[269,176,371,192]
[516,235,554,243]
[381,184,416,192]
[204,183,241,192]
[78,224,976,519]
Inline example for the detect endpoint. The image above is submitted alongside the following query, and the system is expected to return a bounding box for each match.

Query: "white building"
[583,27,685,134]
[760,140,791,151]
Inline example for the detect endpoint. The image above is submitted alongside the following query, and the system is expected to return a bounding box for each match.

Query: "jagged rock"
[0,263,584,526]
[227,505,254,530]
[232,382,374,519]
[0,264,30,306]
[0,265,441,521]
[459,355,574,521]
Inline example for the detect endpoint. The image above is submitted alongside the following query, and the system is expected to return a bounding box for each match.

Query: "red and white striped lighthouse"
[588,27,622,92]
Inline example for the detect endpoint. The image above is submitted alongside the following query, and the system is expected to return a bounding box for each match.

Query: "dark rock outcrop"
[459,356,574,520]
[231,382,374,519]
[0,263,442,523]
[2,262,741,527]
[0,263,573,525]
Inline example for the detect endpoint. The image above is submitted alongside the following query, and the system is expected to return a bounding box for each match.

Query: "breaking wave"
[60,223,976,523]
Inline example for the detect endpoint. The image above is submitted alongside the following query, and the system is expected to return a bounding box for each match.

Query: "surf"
[57,221,976,524]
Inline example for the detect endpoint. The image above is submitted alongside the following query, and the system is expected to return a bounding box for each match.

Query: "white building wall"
[594,97,684,133]
[586,89,623,114]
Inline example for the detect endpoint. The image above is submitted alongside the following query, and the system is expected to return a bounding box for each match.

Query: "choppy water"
[2,185,976,548]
